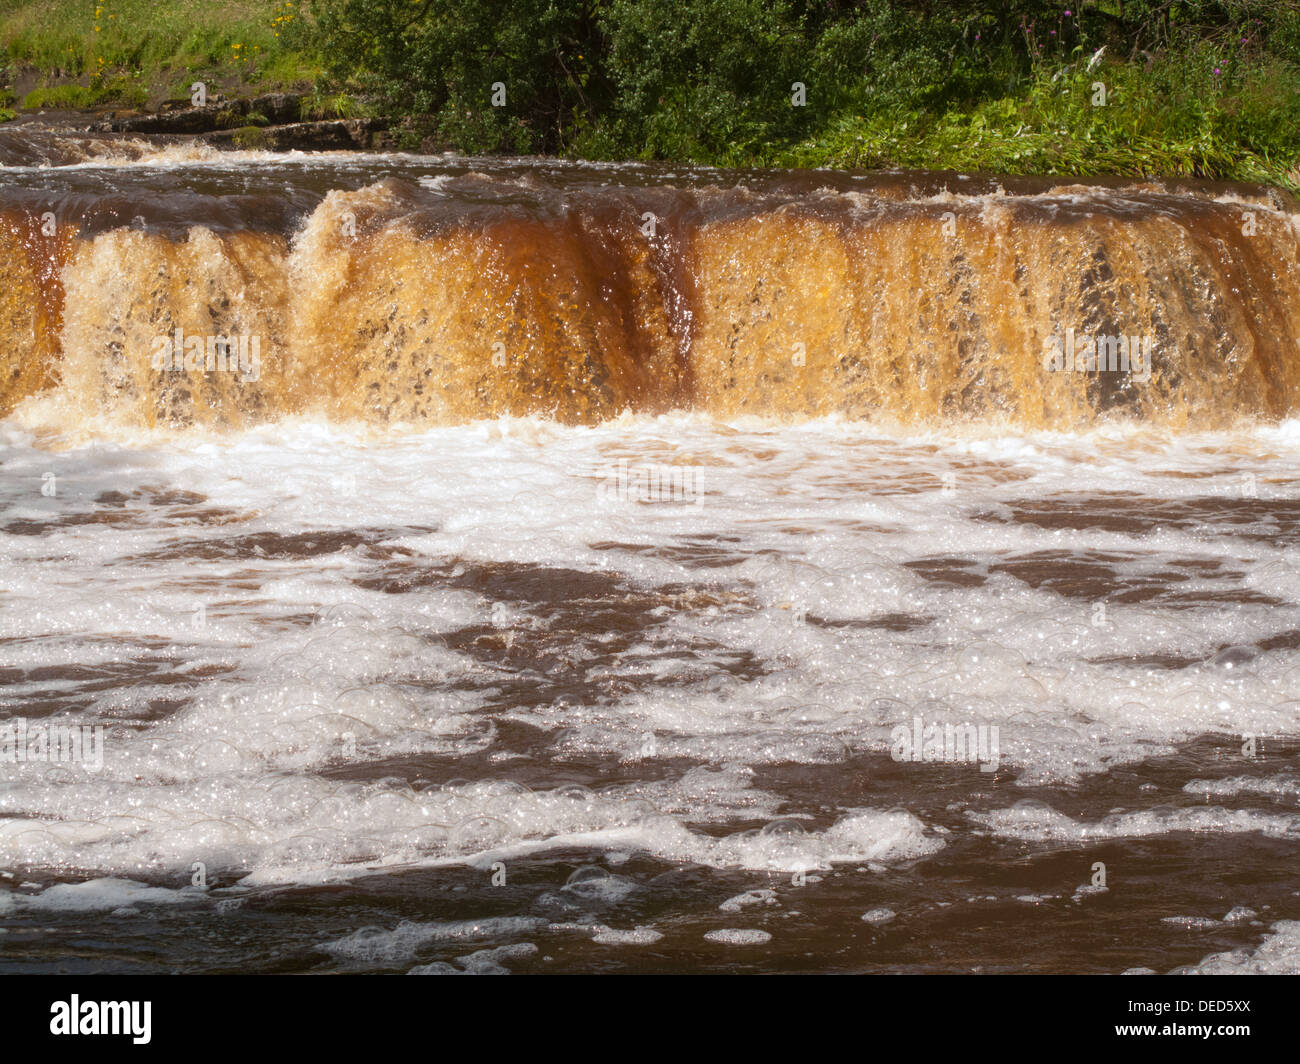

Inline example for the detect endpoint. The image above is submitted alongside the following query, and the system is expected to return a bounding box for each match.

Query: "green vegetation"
[312,0,1300,187]
[23,78,146,109]
[231,124,268,147]
[1,0,1297,188]
[300,86,371,120]
[0,0,320,99]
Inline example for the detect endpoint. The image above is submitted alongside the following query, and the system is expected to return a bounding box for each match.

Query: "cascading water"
[2,135,1299,975]
[3,152,1298,431]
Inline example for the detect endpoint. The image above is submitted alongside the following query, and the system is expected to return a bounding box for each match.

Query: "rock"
[199,118,386,152]
[247,93,303,125]
[108,103,246,134]
[105,96,302,135]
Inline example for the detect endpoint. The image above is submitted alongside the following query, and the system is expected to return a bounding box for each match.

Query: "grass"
[23,78,146,109]
[0,0,322,99]
[780,52,1300,190]
[300,87,371,120]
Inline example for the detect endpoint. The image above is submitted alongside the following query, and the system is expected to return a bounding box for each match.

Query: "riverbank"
[1,1,1298,189]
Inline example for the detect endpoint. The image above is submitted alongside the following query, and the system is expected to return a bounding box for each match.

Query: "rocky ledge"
[89,93,389,151]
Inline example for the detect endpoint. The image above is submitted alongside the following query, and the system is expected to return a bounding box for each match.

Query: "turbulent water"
[2,132,1300,974]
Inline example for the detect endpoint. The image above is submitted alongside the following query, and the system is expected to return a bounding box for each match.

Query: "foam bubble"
[704,928,772,945]
[321,917,545,965]
[4,878,205,912]
[590,926,664,945]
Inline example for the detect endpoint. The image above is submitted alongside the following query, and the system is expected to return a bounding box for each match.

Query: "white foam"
[2,877,205,912]
[969,802,1300,842]
[1176,921,1300,974]
[1162,915,1222,929]
[590,926,664,945]
[720,889,778,913]
[321,917,544,964]
[407,942,539,974]
[704,928,771,945]
[1183,774,1300,801]
[2,417,1299,889]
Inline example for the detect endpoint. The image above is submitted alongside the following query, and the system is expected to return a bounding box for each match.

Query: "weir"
[1,160,1298,431]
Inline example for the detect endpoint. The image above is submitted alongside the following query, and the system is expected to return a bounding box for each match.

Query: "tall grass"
[783,48,1299,188]
[0,0,320,93]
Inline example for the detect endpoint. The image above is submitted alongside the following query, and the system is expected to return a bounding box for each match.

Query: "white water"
[3,415,1300,969]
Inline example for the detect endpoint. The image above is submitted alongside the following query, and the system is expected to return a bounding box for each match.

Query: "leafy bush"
[3,0,1297,185]
[312,0,609,153]
[596,0,809,162]
[305,0,1300,182]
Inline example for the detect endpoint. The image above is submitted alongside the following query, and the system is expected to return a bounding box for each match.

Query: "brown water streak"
[3,175,1299,430]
